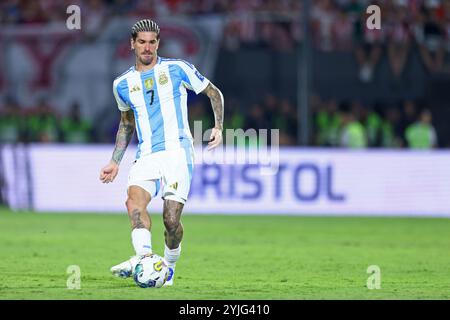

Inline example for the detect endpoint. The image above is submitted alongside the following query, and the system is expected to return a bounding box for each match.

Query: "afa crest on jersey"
[158,72,168,85]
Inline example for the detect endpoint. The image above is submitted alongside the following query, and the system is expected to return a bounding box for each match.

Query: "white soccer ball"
[133,254,169,288]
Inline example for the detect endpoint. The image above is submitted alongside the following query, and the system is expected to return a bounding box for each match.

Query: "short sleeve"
[178,61,210,94]
[113,79,130,112]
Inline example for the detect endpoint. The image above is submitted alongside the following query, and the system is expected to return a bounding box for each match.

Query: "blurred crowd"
[186,93,438,149]
[3,0,450,77]
[0,0,299,26]
[311,95,437,148]
[0,0,444,149]
[0,92,438,149]
[222,0,450,81]
[0,98,93,144]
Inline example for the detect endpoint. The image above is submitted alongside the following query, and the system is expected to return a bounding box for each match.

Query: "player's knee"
[125,197,144,213]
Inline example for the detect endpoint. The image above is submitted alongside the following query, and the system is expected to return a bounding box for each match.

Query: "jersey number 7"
[146,89,154,105]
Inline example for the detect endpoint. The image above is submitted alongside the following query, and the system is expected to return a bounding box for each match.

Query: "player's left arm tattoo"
[202,83,224,130]
[111,110,135,165]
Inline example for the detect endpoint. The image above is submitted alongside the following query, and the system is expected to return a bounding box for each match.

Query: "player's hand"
[207,127,223,151]
[99,161,119,183]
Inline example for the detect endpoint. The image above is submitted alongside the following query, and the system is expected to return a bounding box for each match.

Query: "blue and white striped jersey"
[113,56,209,159]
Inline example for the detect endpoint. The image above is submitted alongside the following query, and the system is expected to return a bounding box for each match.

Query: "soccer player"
[99,19,224,286]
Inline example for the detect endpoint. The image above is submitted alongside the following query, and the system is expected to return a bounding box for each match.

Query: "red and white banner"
[0,17,224,118]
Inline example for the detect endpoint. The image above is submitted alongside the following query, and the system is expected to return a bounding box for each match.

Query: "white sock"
[164,243,181,268]
[131,228,152,256]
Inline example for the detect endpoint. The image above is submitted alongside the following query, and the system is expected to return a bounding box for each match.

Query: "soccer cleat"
[164,266,175,286]
[110,255,141,278]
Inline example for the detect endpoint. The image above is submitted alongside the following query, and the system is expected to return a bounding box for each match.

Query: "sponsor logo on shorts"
[169,182,178,190]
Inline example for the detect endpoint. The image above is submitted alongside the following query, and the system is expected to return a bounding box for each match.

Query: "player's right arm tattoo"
[111,110,135,165]
[202,83,224,130]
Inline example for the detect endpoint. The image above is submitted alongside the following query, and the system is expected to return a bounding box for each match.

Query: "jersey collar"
[133,56,161,74]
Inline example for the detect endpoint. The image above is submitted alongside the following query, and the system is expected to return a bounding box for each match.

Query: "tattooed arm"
[111,110,135,165]
[202,82,224,150]
[100,110,135,183]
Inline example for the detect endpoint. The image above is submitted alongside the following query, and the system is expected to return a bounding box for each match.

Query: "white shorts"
[127,146,194,204]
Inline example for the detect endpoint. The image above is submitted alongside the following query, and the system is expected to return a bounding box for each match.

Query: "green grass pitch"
[0,207,449,300]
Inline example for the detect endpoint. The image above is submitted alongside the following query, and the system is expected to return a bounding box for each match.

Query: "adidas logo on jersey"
[130,85,141,92]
